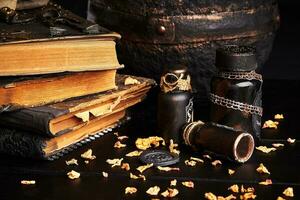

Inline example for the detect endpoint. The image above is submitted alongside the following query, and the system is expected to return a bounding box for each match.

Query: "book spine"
[0,128,47,159]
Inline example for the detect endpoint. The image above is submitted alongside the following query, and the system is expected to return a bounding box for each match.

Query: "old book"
[0,110,126,160]
[0,75,155,136]
[0,0,49,10]
[16,0,49,10]
[0,1,17,9]
[0,70,117,110]
[0,3,122,76]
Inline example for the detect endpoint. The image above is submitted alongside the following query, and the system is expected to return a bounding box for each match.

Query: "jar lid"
[216,45,258,71]
[139,149,180,166]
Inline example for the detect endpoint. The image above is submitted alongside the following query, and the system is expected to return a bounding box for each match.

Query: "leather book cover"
[0,111,126,160]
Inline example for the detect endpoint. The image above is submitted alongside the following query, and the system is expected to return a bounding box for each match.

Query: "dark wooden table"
[0,80,300,200]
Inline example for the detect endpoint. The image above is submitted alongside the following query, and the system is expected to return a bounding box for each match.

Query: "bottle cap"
[139,149,180,166]
[216,45,258,71]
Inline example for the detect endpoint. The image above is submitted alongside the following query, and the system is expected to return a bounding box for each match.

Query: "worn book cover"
[0,2,122,76]
[0,110,126,160]
[0,70,117,110]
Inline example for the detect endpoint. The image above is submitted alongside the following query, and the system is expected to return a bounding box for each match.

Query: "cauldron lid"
[216,45,258,71]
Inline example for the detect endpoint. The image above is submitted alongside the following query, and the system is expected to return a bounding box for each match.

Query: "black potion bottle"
[157,65,193,144]
[210,45,263,140]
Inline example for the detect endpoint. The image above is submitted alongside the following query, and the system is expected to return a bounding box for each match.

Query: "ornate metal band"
[210,93,263,116]
[182,120,204,146]
[216,70,263,82]
[160,73,191,93]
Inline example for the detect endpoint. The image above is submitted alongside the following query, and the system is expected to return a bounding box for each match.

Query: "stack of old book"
[0,3,154,160]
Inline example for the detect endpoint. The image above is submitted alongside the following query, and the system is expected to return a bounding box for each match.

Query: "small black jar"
[210,45,263,140]
[157,65,193,144]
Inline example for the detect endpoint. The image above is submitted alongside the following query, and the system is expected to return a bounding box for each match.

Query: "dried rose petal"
[106,158,123,167]
[277,196,286,200]
[228,184,239,193]
[169,139,180,155]
[113,132,119,136]
[126,150,143,157]
[137,163,153,173]
[256,146,276,153]
[224,194,237,200]
[282,187,294,197]
[81,149,96,160]
[185,160,197,167]
[170,179,177,186]
[161,188,179,198]
[215,194,237,200]
[190,157,204,163]
[272,143,284,148]
[21,180,36,185]
[182,181,194,188]
[240,192,257,200]
[203,154,212,160]
[102,172,108,178]
[84,160,89,164]
[274,114,284,120]
[117,135,128,140]
[124,77,141,85]
[65,158,78,166]
[125,187,137,194]
[262,120,279,129]
[205,192,217,200]
[67,170,80,180]
[241,185,255,193]
[228,169,235,175]
[114,141,127,149]
[287,138,296,144]
[121,163,131,171]
[157,166,180,172]
[256,163,270,174]
[146,186,160,196]
[259,179,272,185]
[129,173,146,181]
[135,136,165,150]
[211,160,222,166]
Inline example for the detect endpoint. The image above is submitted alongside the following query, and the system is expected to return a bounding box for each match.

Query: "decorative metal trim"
[210,93,263,116]
[216,70,263,82]
[183,120,204,146]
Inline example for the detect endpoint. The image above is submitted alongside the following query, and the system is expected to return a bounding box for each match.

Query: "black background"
[1,1,300,199]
